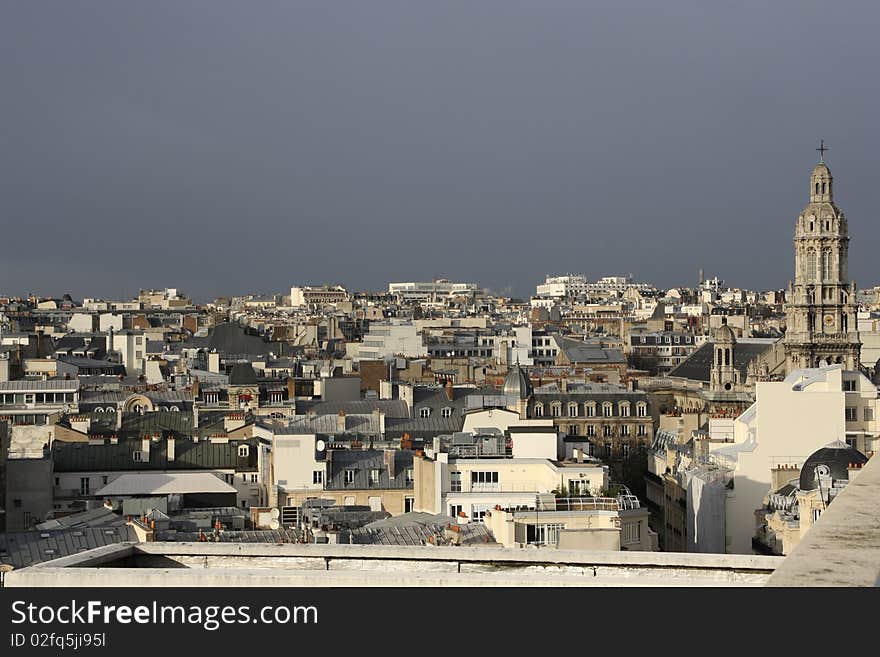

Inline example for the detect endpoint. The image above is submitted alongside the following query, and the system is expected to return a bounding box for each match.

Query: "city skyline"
[2,2,880,301]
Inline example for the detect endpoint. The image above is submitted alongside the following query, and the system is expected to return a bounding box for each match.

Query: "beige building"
[483,494,654,551]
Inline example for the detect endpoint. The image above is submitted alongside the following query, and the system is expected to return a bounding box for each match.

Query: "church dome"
[712,321,737,344]
[798,440,867,491]
[503,364,533,399]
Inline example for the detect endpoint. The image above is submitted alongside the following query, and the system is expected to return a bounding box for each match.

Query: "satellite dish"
[270,508,280,519]
[269,519,280,530]
[316,439,326,452]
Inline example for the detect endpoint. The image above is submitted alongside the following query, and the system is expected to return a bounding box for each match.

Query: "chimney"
[444,379,454,401]
[287,376,296,400]
[141,436,150,458]
[336,410,346,433]
[208,351,220,373]
[379,379,393,400]
[167,435,176,462]
[383,449,396,478]
[191,378,200,398]
[560,376,568,393]
[115,407,123,430]
[372,409,386,435]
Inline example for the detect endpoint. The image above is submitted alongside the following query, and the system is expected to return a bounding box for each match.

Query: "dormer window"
[441,407,452,418]
[205,392,219,404]
[419,407,431,418]
[238,445,249,458]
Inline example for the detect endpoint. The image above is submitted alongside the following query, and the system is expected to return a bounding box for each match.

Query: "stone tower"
[711,319,738,393]
[784,148,861,371]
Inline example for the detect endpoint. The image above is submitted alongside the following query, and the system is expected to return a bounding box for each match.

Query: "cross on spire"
[816,139,828,163]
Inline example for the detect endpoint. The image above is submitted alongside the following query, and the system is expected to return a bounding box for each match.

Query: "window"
[551,403,561,418]
[602,403,613,417]
[471,505,490,522]
[449,504,463,519]
[845,407,857,422]
[604,442,612,456]
[102,476,108,486]
[241,500,248,509]
[620,403,630,417]
[568,403,578,417]
[450,472,462,492]
[313,470,324,485]
[569,479,589,495]
[54,477,59,487]
[250,474,258,483]
[603,425,612,437]
[470,471,499,490]
[586,425,595,437]
[404,497,415,513]
[586,404,595,417]
[80,478,90,495]
[369,468,380,485]
[280,507,300,526]
[132,451,145,462]
[638,424,647,437]
[621,425,630,437]
[441,407,452,418]
[13,499,22,508]
[405,468,414,484]
[344,469,355,485]
[843,380,856,392]
[865,408,874,422]
[534,404,544,417]
[569,424,579,436]
[527,523,565,546]
[238,445,249,457]
[636,403,647,417]
[419,407,431,418]
[622,443,630,458]
[622,522,641,545]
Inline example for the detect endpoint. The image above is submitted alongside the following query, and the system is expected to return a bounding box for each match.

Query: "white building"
[388,280,480,302]
[707,364,878,554]
[357,321,426,361]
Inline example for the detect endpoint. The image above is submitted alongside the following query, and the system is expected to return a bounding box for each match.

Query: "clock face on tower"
[823,314,835,327]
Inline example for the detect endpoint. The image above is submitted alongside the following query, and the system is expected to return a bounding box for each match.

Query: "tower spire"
[816,139,828,164]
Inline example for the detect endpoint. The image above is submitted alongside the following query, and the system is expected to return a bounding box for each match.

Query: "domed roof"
[798,440,867,491]
[811,162,832,178]
[229,361,258,386]
[713,323,737,343]
[503,364,533,399]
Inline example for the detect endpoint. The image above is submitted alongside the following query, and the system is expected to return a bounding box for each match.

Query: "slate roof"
[384,416,464,438]
[325,449,415,490]
[0,526,136,569]
[228,361,258,385]
[96,472,236,496]
[668,340,777,383]
[35,507,124,531]
[52,436,259,472]
[555,336,626,364]
[186,322,279,356]
[297,399,410,418]
[341,512,495,546]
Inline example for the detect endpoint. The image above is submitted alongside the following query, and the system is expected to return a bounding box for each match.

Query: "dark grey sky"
[2,1,879,302]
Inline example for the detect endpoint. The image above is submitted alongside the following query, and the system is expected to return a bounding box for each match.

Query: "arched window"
[822,182,827,194]
[805,249,817,281]
[619,402,631,417]
[809,220,814,232]
[602,402,613,417]
[585,403,596,417]
[815,182,820,194]
[170,405,179,412]
[724,349,730,366]
[821,249,832,280]
[550,402,561,418]
[568,403,578,417]
[534,403,544,417]
[94,407,104,414]
[636,403,647,418]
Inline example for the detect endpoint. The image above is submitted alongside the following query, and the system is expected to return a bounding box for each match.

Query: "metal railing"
[535,495,641,512]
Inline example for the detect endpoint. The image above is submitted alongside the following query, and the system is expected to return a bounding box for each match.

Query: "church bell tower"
[784,142,861,371]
